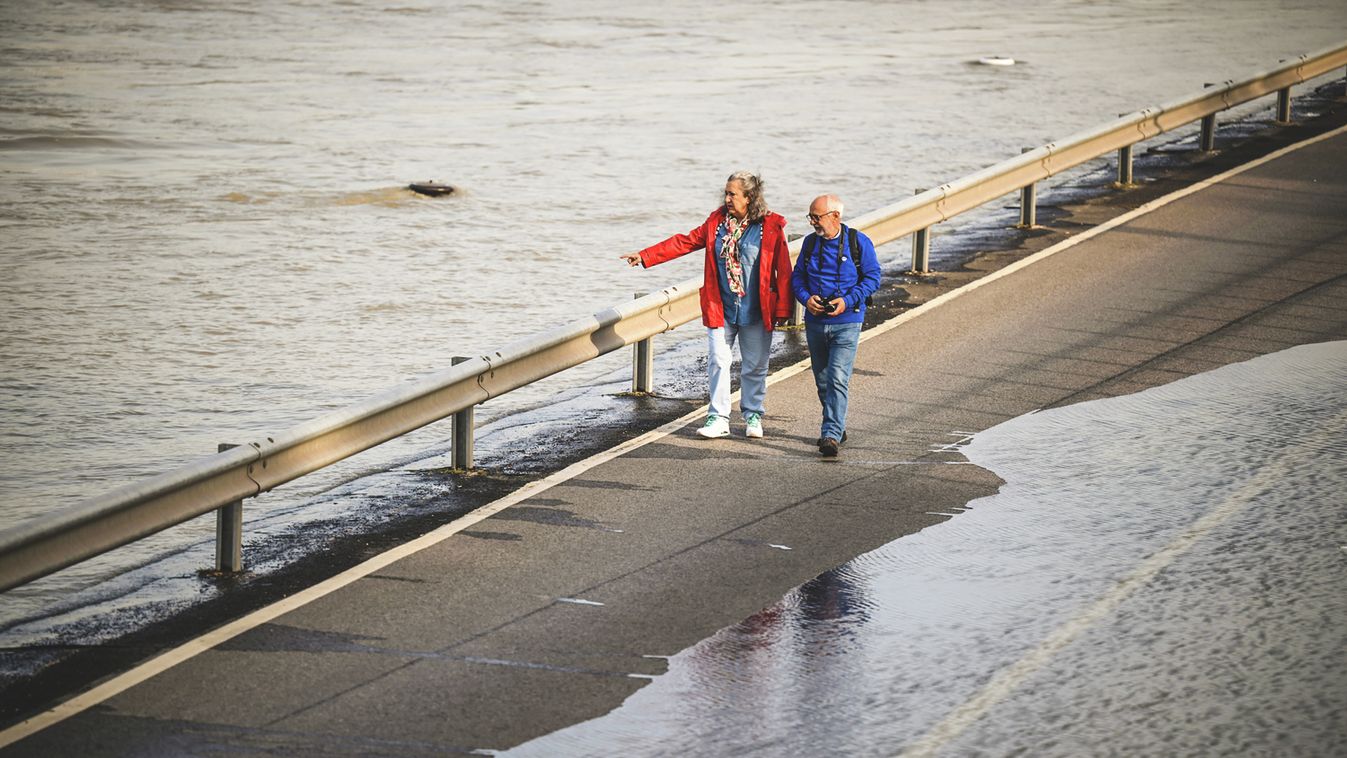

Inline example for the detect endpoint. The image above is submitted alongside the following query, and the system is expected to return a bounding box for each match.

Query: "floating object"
[977,56,1016,66]
[409,180,455,197]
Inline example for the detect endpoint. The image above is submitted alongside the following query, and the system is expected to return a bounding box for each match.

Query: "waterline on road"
[504,340,1347,757]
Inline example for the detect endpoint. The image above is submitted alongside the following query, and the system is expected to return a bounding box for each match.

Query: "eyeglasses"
[807,210,839,223]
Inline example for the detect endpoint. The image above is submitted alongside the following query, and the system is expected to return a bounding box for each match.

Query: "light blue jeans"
[706,323,772,419]
[805,321,861,441]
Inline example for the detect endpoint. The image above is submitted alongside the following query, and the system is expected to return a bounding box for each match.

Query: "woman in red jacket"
[620,171,793,439]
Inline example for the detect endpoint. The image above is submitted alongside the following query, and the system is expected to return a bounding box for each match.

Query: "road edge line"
[4,122,1344,750]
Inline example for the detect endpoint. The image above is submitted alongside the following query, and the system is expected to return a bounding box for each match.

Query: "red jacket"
[638,207,793,330]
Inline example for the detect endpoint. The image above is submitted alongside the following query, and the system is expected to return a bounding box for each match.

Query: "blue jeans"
[707,323,772,419]
[805,321,861,441]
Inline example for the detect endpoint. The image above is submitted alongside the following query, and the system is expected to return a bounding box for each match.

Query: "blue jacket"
[791,224,881,325]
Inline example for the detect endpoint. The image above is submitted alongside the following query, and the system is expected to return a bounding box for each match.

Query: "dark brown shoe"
[819,437,839,457]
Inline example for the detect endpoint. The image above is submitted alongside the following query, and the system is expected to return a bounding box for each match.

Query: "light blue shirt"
[714,220,762,325]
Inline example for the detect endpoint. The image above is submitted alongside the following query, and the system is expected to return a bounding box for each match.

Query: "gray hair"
[726,170,770,222]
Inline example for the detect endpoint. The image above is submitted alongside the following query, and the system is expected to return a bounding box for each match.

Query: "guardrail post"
[1275,87,1292,124]
[215,443,243,573]
[1200,113,1217,151]
[1116,113,1135,187]
[1017,149,1037,228]
[451,356,474,469]
[632,292,653,393]
[911,188,930,273]
[1273,61,1294,124]
[1200,83,1217,151]
[1117,145,1134,186]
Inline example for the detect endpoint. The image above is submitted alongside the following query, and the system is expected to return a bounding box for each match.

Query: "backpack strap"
[805,226,872,309]
[846,226,873,308]
[848,227,861,276]
[804,227,850,271]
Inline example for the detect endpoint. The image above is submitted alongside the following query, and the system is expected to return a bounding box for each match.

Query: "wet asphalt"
[4,108,1347,756]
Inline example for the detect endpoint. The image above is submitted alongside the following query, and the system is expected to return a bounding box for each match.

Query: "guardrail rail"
[2,42,1344,593]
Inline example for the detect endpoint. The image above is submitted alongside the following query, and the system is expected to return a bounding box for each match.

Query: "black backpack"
[802,225,873,307]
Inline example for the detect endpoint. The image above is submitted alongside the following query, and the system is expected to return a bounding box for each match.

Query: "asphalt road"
[3,124,1346,757]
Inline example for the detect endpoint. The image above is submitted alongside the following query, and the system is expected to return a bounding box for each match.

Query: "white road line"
[0,407,703,749]
[896,408,1347,758]
[555,598,605,607]
[4,122,1344,751]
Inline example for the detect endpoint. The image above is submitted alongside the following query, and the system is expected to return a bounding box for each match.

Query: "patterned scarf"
[719,215,751,296]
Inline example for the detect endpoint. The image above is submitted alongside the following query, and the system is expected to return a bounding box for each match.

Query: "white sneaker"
[744,412,763,439]
[696,415,730,439]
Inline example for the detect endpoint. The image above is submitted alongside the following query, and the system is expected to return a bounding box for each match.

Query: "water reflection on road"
[505,341,1347,757]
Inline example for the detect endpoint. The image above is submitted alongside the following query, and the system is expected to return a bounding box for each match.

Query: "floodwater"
[504,341,1347,757]
[3,2,1346,630]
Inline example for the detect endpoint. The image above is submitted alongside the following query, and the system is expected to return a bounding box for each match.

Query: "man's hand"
[806,294,827,315]
[619,253,642,268]
[826,297,846,316]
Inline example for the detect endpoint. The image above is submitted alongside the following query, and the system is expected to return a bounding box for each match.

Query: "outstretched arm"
[630,220,711,269]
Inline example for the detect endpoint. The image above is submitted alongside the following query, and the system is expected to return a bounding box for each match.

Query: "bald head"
[808,194,844,238]
[811,194,843,215]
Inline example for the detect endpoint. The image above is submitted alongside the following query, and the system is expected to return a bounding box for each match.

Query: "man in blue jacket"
[792,194,882,457]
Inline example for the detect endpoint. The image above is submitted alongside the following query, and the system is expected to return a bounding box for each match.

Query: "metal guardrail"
[850,45,1347,250]
[0,285,700,591]
[1,42,1344,593]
